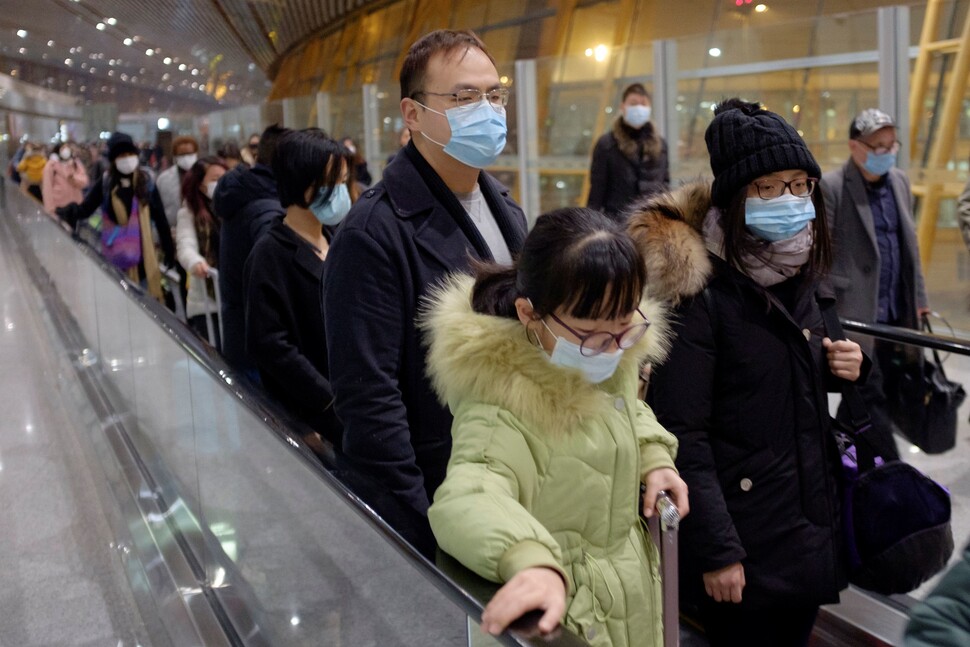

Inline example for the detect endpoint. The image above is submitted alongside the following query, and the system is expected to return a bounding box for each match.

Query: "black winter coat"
[629,184,846,612]
[213,163,284,373]
[587,118,669,220]
[650,259,846,609]
[243,223,340,445]
[323,142,527,548]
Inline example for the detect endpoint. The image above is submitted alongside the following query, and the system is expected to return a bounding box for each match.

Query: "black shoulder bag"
[819,300,954,595]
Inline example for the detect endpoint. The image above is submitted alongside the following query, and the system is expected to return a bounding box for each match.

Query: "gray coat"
[821,160,928,352]
[156,165,182,228]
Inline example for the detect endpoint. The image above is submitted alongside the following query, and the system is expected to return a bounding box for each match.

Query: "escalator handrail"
[841,318,970,356]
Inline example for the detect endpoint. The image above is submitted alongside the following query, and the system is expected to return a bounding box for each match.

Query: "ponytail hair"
[471,264,519,318]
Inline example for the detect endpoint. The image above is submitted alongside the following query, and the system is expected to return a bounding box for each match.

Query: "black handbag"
[821,301,954,595]
[890,314,966,454]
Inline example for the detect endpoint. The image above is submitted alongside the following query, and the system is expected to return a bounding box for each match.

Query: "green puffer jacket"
[424,274,678,647]
[905,542,970,646]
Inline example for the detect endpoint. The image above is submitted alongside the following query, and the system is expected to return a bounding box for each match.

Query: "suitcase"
[200,268,223,351]
[647,491,680,647]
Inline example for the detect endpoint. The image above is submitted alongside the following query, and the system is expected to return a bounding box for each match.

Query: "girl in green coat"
[424,207,689,646]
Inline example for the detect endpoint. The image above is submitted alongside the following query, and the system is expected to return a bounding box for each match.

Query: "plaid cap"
[850,109,895,139]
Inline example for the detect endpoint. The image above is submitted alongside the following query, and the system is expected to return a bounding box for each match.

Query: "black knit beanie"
[706,99,821,208]
[106,132,138,162]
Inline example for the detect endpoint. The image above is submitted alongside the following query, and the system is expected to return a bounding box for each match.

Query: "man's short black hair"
[257,124,291,167]
[272,128,347,210]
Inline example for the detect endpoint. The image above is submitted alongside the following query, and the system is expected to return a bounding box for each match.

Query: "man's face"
[404,46,501,152]
[849,126,898,170]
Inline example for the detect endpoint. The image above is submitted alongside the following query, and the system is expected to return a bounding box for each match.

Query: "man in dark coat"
[587,83,669,221]
[323,30,527,552]
[212,124,289,377]
[822,108,929,459]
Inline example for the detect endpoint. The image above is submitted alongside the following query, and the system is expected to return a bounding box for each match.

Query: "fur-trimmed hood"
[612,117,663,162]
[421,274,672,436]
[626,181,715,304]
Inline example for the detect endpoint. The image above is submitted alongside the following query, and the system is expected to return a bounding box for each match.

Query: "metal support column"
[362,84,381,182]
[877,6,911,169]
[652,39,679,173]
[315,92,332,136]
[515,59,541,227]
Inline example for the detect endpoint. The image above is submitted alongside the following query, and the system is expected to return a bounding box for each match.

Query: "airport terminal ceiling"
[0,0,928,113]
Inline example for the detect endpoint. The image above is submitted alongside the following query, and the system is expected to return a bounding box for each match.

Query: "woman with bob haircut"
[423,207,689,646]
[631,98,864,646]
[243,128,352,449]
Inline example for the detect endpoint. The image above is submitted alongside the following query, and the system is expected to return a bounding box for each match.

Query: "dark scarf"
[404,142,525,261]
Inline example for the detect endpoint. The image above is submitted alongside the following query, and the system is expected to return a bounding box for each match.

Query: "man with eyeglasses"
[323,29,527,551]
[822,108,929,459]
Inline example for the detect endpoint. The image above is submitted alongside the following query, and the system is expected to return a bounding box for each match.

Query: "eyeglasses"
[412,87,511,109]
[856,139,900,156]
[546,309,650,357]
[750,177,818,200]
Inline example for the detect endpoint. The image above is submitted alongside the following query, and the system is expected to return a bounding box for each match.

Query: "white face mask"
[115,155,139,175]
[205,181,218,199]
[541,320,624,384]
[623,104,652,129]
[59,148,72,160]
[175,153,198,171]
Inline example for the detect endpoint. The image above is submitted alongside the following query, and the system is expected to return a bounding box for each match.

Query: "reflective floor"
[0,211,154,647]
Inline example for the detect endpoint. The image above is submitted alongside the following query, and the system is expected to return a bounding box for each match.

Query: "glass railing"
[1,183,587,647]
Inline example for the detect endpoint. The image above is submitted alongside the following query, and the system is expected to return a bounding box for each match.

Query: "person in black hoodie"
[212,124,290,376]
[244,130,351,452]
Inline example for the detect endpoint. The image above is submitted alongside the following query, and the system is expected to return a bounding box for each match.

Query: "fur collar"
[421,275,672,436]
[626,182,714,304]
[612,117,663,162]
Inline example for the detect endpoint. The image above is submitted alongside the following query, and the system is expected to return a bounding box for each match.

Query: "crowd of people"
[7,25,967,647]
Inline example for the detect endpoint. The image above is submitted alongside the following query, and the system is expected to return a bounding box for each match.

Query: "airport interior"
[2,0,970,645]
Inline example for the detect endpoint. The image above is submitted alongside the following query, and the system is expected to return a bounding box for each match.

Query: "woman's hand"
[191,261,210,278]
[642,467,689,519]
[823,337,863,382]
[480,567,566,636]
[703,562,745,603]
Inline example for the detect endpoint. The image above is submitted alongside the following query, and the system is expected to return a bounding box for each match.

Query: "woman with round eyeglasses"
[634,98,864,646]
[423,206,688,645]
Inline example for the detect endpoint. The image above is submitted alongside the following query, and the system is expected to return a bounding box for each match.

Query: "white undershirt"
[455,185,512,265]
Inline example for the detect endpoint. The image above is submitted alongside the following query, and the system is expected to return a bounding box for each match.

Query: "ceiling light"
[123,38,132,46]
[47,40,54,47]
[755,4,768,12]
[96,23,106,31]
[178,63,187,71]
[106,17,117,25]
[163,57,171,65]
[191,68,199,76]
[16,29,27,38]
[709,47,722,57]
[145,48,154,56]
[64,58,72,66]
[18,47,25,54]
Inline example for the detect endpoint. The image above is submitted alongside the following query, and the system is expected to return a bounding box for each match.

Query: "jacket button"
[587,627,598,640]
[364,189,376,198]
[802,328,811,341]
[614,397,625,411]
[740,478,753,492]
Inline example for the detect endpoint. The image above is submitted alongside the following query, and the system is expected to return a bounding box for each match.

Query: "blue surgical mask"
[623,105,651,129]
[310,183,352,226]
[744,193,816,242]
[863,151,896,177]
[541,320,623,384]
[419,99,507,168]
